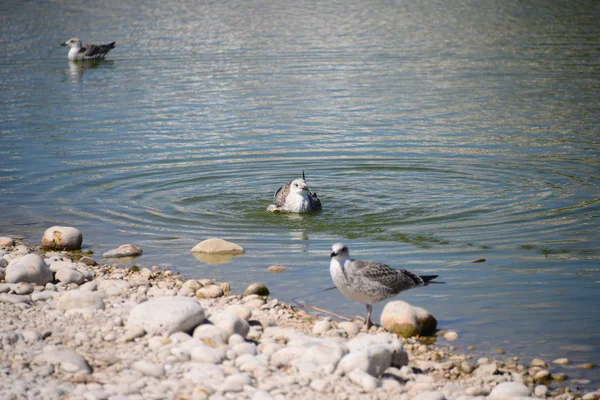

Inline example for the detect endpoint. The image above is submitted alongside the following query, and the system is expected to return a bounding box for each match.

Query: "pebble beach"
[0,229,598,400]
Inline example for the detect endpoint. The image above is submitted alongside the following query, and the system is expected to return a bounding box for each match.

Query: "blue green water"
[1,0,599,389]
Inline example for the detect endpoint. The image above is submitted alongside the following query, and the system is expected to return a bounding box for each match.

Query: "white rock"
[414,391,446,400]
[338,344,392,377]
[132,360,165,377]
[0,237,15,247]
[224,304,252,320]
[6,254,53,285]
[190,238,245,254]
[534,385,548,397]
[41,345,92,374]
[57,291,105,311]
[339,321,359,336]
[233,342,258,356]
[348,369,379,391]
[443,331,459,341]
[79,281,98,291]
[55,267,86,285]
[0,293,30,304]
[41,226,83,250]
[102,244,143,258]
[270,346,306,367]
[12,282,34,295]
[347,333,408,368]
[487,382,531,400]
[209,313,250,338]
[190,343,227,363]
[312,320,332,334]
[20,330,42,343]
[195,285,224,298]
[184,363,225,387]
[193,323,230,344]
[252,390,275,400]
[303,341,347,367]
[127,296,205,335]
[31,291,54,302]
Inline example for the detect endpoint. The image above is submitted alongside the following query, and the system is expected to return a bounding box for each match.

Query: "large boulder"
[190,238,245,254]
[487,382,531,400]
[57,291,105,311]
[127,296,205,335]
[380,300,437,338]
[41,226,83,251]
[5,254,53,285]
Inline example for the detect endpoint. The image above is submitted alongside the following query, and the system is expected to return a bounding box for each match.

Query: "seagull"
[329,243,440,329]
[267,171,322,213]
[61,38,116,61]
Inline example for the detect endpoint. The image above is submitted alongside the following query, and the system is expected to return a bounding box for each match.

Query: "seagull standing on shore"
[61,38,116,61]
[267,172,322,213]
[329,243,440,329]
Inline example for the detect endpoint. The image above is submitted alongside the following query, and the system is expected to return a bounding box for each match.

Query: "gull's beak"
[330,251,337,258]
[60,41,67,47]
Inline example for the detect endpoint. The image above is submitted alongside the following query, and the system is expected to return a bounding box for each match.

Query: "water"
[1,0,599,388]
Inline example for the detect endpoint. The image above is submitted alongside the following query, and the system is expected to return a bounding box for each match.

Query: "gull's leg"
[366,304,373,329]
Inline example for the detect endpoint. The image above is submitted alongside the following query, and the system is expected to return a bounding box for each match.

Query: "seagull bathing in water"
[330,243,441,329]
[61,38,116,61]
[267,172,322,213]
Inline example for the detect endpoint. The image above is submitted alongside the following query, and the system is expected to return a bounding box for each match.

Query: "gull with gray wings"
[329,243,442,329]
[61,38,116,61]
[267,171,322,213]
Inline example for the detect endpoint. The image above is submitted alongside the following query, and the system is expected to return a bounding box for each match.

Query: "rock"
[312,320,331,334]
[79,256,98,266]
[380,300,419,337]
[338,345,392,377]
[575,363,595,369]
[534,385,548,397]
[181,279,201,293]
[102,244,143,258]
[55,267,87,285]
[132,360,165,377]
[5,254,53,285]
[190,343,227,363]
[79,281,98,291]
[552,358,570,365]
[0,293,31,304]
[40,345,92,374]
[414,391,446,400]
[474,362,497,377]
[209,313,250,338]
[348,369,379,391]
[31,291,54,302]
[339,321,359,336]
[195,285,224,298]
[531,358,547,368]
[551,372,568,381]
[346,333,408,368]
[190,238,245,254]
[0,284,11,294]
[0,237,15,247]
[193,323,230,344]
[443,331,458,341]
[412,306,438,336]
[266,265,288,273]
[41,226,83,250]
[127,296,205,335]
[224,305,252,320]
[243,282,270,297]
[487,382,531,400]
[12,282,34,295]
[57,291,105,311]
[534,369,551,383]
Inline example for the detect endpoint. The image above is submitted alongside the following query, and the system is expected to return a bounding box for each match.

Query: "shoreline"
[0,235,598,400]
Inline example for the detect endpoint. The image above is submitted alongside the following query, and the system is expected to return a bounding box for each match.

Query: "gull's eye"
[294,183,298,187]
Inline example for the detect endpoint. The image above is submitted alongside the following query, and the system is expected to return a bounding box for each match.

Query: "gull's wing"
[308,191,322,210]
[273,182,291,207]
[350,259,423,292]
[82,42,116,60]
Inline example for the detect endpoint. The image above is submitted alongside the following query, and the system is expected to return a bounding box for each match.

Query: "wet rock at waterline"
[41,226,83,251]
[102,244,143,258]
[190,238,245,254]
[380,300,437,338]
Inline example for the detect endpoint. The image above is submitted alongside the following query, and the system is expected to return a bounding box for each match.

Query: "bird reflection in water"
[67,60,113,83]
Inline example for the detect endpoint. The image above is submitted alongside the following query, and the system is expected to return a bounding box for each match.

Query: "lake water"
[1,0,599,389]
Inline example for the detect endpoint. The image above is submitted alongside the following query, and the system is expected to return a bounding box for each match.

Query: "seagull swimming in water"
[267,172,322,213]
[329,243,440,329]
[61,38,116,61]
